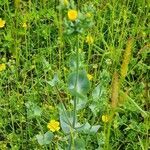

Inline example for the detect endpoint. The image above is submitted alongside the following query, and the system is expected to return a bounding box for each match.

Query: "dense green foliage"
[0,0,149,149]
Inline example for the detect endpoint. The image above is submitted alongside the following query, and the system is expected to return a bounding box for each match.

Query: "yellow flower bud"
[87,74,93,80]
[0,63,6,72]
[102,115,109,123]
[86,35,94,44]
[22,22,27,28]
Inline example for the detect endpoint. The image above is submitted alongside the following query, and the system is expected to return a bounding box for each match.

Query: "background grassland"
[0,0,149,149]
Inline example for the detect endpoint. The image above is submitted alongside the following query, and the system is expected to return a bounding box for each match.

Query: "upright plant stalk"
[73,35,79,128]
[69,35,79,150]
[105,71,119,150]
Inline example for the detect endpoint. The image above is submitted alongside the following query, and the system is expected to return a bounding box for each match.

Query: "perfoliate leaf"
[76,122,100,134]
[70,96,88,111]
[58,104,75,134]
[68,70,90,97]
[74,138,86,150]
[36,131,53,145]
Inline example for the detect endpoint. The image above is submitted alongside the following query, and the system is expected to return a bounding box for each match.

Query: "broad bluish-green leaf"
[36,131,53,145]
[92,84,102,100]
[89,125,100,133]
[70,96,88,111]
[74,138,86,150]
[68,70,90,97]
[58,104,75,134]
[76,122,100,134]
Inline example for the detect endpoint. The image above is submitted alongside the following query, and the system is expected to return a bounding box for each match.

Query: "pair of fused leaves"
[68,70,90,98]
[36,131,53,145]
[59,103,100,134]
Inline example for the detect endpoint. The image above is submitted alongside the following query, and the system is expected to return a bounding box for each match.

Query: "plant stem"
[105,111,115,150]
[71,35,79,150]
[73,35,79,128]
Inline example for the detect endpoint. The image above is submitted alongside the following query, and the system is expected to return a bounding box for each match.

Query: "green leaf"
[46,73,59,87]
[74,138,86,150]
[89,125,100,133]
[36,131,53,145]
[68,70,90,97]
[33,106,42,117]
[69,54,82,70]
[58,104,75,134]
[70,96,88,111]
[76,122,91,132]
[76,122,100,134]
[25,102,42,118]
[89,102,100,116]
[92,84,102,100]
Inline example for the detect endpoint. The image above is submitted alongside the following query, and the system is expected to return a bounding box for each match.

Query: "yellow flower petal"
[68,10,78,21]
[87,74,93,81]
[102,115,109,123]
[0,18,6,28]
[0,63,6,72]
[22,22,27,28]
[86,35,94,44]
[47,120,60,132]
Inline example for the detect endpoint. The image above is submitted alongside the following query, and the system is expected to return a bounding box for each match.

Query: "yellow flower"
[87,74,93,80]
[68,10,78,21]
[0,63,6,72]
[102,115,109,123]
[47,120,60,132]
[0,18,6,28]
[86,35,94,44]
[22,22,27,28]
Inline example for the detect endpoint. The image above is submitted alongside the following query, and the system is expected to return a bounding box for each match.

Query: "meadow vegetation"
[0,0,149,149]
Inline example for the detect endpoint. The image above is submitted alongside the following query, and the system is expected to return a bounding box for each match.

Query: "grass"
[0,0,149,149]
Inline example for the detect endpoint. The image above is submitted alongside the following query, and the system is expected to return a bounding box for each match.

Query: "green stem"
[70,35,79,150]
[73,97,77,128]
[73,35,79,128]
[105,111,115,150]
